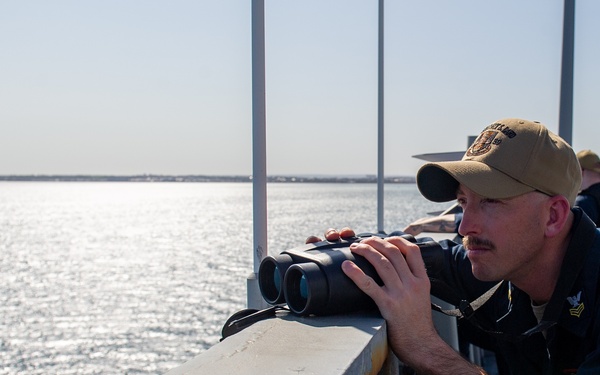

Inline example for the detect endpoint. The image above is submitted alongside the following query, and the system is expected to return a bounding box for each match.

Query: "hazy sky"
[2,1,599,176]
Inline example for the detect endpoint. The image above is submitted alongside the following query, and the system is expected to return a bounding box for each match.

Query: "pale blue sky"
[1,1,599,176]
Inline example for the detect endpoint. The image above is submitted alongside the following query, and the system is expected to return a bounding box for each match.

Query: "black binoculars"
[258,233,444,316]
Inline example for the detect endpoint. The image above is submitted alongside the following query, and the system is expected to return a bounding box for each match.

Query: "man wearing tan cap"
[314,119,600,374]
[575,149,600,225]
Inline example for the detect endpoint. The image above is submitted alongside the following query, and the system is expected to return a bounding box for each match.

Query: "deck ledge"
[165,310,399,375]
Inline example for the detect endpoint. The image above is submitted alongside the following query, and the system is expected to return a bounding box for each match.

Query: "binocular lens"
[283,263,328,315]
[258,254,294,305]
[299,275,308,299]
[273,269,282,293]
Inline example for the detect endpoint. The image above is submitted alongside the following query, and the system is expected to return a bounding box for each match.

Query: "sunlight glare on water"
[0,182,447,374]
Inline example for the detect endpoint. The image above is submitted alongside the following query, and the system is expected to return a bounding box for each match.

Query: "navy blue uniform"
[432,208,600,374]
[575,183,600,226]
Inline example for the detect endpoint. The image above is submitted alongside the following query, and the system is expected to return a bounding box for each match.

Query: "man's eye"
[482,198,500,204]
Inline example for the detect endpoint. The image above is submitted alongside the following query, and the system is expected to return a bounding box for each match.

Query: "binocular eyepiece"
[258,233,444,316]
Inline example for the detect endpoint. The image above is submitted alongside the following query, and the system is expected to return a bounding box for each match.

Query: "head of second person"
[415,118,581,293]
[577,149,600,190]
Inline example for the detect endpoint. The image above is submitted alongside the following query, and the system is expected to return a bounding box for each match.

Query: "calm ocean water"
[0,182,449,374]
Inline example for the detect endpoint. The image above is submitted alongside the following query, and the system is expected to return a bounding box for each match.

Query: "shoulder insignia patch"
[567,291,585,318]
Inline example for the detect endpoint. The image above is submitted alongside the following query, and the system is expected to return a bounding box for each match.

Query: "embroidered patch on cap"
[466,130,499,156]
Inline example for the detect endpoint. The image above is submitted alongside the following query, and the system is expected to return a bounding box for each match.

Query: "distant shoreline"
[0,175,416,183]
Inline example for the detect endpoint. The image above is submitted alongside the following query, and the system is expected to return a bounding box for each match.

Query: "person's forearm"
[403,214,457,235]
[389,328,486,375]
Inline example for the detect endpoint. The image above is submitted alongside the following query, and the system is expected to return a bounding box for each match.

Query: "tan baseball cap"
[577,149,600,173]
[417,118,581,205]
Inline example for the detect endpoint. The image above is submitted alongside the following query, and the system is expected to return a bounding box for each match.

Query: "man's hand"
[341,235,485,374]
[341,236,434,338]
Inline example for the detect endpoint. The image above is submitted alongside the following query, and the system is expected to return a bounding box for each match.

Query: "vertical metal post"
[248,0,269,309]
[377,0,385,233]
[558,0,575,144]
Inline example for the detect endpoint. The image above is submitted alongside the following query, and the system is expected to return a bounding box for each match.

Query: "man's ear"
[545,195,571,238]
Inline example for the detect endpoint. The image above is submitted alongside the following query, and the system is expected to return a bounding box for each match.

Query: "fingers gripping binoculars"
[258,233,444,316]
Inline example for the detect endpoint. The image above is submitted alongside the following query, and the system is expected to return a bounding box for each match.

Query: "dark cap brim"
[417,161,536,202]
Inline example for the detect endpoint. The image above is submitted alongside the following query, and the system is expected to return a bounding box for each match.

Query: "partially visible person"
[308,118,600,374]
[576,149,600,225]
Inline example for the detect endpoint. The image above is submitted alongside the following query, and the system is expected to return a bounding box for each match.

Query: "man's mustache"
[463,236,495,250]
